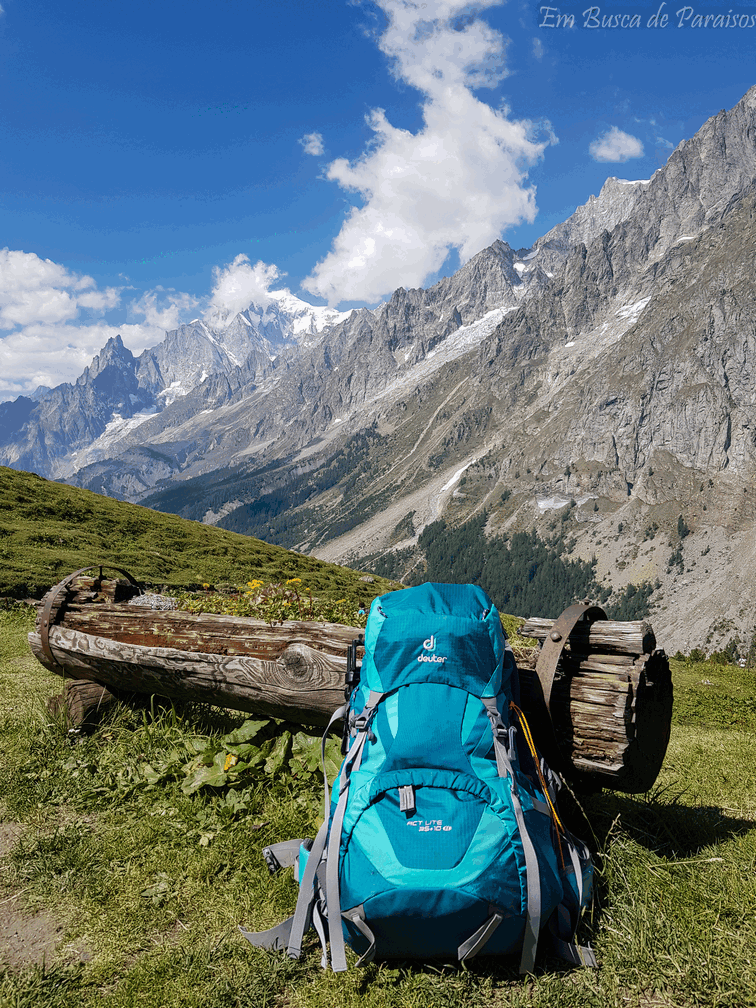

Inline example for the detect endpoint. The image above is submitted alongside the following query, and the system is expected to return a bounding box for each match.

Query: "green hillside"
[0,467,400,602]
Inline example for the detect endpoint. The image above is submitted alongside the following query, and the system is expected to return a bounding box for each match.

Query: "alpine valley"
[5,87,756,655]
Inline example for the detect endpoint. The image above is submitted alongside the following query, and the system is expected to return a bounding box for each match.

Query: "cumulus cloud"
[589,126,644,163]
[203,255,284,327]
[302,0,551,306]
[0,249,119,330]
[0,250,205,402]
[299,132,325,156]
[0,250,296,401]
[0,321,170,402]
[133,288,200,332]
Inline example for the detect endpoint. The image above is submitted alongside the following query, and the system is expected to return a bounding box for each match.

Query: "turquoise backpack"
[241,582,595,972]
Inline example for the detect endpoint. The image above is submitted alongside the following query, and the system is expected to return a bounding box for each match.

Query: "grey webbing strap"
[352,691,383,773]
[287,817,329,959]
[509,781,542,974]
[552,935,598,968]
[566,839,584,907]
[482,699,541,971]
[325,693,383,972]
[482,697,513,779]
[239,915,294,952]
[312,900,329,969]
[343,906,376,967]
[321,705,346,818]
[285,705,346,960]
[458,910,504,962]
[547,833,596,969]
[398,785,415,812]
[325,730,369,972]
[262,839,309,874]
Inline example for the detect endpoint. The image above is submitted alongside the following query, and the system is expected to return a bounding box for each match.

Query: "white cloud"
[299,132,325,156]
[0,250,205,402]
[589,126,644,163]
[0,249,119,330]
[302,0,551,306]
[532,37,544,60]
[0,320,175,403]
[0,250,295,401]
[204,255,283,327]
[133,288,200,332]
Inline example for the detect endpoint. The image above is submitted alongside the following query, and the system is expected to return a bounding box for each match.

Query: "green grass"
[669,657,756,732]
[1,610,755,1007]
[0,467,400,602]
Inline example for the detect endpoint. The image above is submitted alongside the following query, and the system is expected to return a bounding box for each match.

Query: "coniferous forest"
[398,513,653,621]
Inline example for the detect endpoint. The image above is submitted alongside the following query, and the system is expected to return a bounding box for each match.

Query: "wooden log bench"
[28,568,673,793]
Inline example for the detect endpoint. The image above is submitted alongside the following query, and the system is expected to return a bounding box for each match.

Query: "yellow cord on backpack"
[510,702,566,837]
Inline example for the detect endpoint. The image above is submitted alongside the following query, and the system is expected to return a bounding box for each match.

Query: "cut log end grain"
[46,679,118,731]
[517,615,673,792]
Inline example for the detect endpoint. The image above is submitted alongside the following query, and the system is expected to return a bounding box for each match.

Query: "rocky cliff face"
[8,86,756,653]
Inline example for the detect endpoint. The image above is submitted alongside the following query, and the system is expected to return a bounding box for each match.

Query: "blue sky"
[1,0,754,400]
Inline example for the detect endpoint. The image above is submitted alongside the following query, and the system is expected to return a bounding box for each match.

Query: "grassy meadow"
[1,602,755,1008]
[0,466,399,602]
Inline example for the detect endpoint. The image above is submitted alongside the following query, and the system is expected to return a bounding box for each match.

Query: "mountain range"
[4,85,756,654]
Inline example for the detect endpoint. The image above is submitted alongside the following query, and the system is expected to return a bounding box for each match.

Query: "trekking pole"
[342,635,364,753]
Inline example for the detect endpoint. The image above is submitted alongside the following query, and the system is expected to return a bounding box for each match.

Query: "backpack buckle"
[262,847,282,875]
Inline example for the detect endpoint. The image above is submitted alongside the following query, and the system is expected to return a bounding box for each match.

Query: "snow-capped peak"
[267,289,352,335]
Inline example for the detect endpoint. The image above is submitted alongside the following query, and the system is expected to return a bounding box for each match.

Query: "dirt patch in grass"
[0,901,64,968]
[0,819,63,968]
[0,820,25,858]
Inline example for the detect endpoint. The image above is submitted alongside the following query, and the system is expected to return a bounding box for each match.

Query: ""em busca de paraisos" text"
[540,3,756,28]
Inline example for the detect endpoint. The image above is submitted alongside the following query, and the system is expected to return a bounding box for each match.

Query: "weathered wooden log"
[519,617,656,655]
[517,615,672,793]
[29,626,349,727]
[55,605,360,659]
[47,678,119,730]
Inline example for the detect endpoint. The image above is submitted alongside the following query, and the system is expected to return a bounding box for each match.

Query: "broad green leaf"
[222,719,271,745]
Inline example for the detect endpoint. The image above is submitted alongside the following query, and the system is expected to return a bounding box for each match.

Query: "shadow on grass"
[578,788,755,859]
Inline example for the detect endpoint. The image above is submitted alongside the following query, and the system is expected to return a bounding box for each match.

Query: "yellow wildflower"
[286,577,302,584]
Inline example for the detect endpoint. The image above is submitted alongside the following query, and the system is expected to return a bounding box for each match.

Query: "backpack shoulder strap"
[325,691,384,972]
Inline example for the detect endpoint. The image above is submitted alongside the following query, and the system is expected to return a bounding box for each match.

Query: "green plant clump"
[174,579,369,627]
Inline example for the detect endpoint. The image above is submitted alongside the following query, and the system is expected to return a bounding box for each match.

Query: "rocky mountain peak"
[77,333,136,384]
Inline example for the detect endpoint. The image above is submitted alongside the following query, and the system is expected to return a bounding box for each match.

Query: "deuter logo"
[418,633,447,663]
